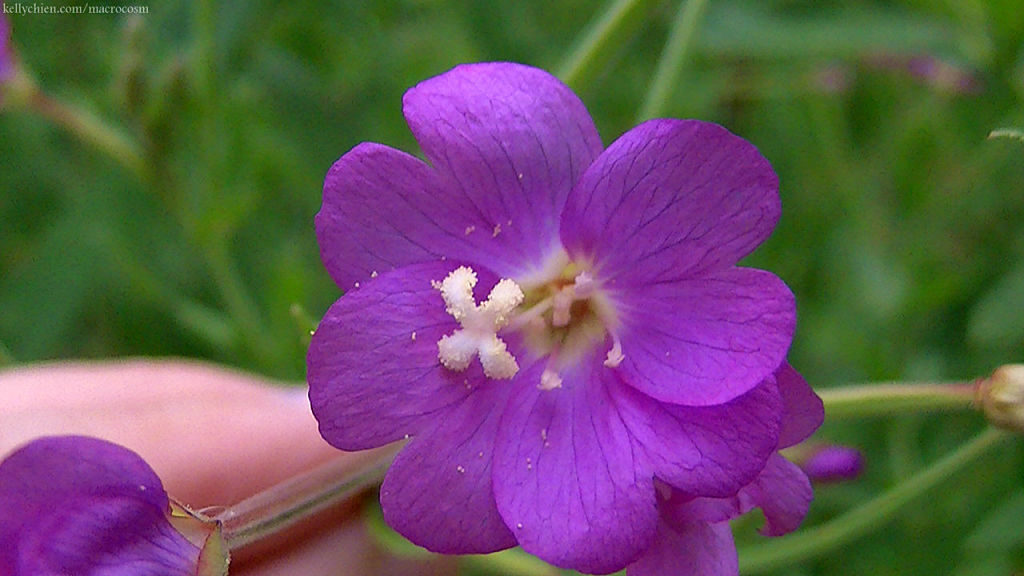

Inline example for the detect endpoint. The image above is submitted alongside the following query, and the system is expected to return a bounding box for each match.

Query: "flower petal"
[561,118,780,285]
[0,436,199,576]
[308,261,500,450]
[610,374,782,497]
[403,62,604,278]
[748,455,813,535]
[665,453,812,537]
[613,267,795,406]
[627,520,737,576]
[22,500,200,576]
[317,144,447,290]
[776,363,824,448]
[492,361,657,574]
[379,372,521,554]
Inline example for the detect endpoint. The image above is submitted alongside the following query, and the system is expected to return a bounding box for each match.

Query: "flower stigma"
[435,266,524,379]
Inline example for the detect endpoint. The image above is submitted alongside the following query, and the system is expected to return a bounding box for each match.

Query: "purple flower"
[800,445,864,483]
[309,62,801,573]
[0,12,14,85]
[865,54,981,95]
[628,364,824,575]
[0,435,221,576]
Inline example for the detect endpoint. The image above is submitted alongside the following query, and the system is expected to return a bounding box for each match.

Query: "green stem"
[29,90,144,176]
[820,381,977,419]
[215,444,400,551]
[738,427,1011,574]
[188,1,279,371]
[194,0,217,101]
[636,0,710,121]
[203,241,286,372]
[557,0,663,92]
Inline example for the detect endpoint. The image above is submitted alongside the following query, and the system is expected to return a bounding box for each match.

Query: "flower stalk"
[212,444,400,551]
[557,0,662,91]
[636,0,710,121]
[738,427,1012,573]
[27,88,144,176]
[818,381,977,419]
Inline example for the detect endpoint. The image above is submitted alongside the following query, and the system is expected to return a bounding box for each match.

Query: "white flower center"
[433,255,623,389]
[435,266,524,379]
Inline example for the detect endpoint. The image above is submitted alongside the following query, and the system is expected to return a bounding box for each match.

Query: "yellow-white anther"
[436,267,524,380]
[573,271,596,298]
[551,272,596,328]
[539,369,563,391]
[604,335,624,368]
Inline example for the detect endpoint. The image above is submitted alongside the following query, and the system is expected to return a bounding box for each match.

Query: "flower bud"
[799,445,864,483]
[975,364,1024,433]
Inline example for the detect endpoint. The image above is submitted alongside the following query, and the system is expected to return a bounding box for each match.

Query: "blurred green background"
[1,0,1023,574]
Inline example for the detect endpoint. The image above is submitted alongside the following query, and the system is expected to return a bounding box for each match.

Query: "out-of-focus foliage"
[1,1,1022,574]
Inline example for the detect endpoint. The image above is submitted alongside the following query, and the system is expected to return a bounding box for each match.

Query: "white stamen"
[551,288,574,327]
[549,271,597,328]
[604,335,625,368]
[464,225,476,235]
[436,266,524,380]
[539,369,563,390]
[573,271,596,298]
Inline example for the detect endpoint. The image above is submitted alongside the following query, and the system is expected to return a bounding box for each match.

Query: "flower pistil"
[436,256,624,389]
[436,266,524,379]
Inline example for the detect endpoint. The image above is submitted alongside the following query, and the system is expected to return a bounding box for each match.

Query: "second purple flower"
[309,62,805,574]
[0,12,15,86]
